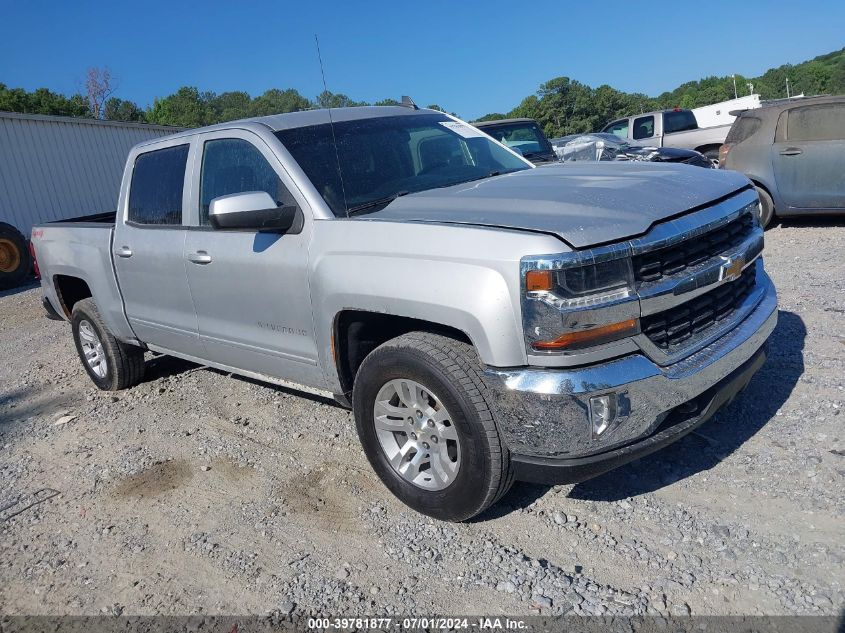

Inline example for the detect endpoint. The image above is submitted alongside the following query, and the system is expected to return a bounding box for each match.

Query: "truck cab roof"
[134,106,435,149]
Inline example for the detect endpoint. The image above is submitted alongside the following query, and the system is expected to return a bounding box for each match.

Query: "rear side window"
[632,115,655,140]
[787,104,845,141]
[725,116,762,144]
[663,110,697,134]
[128,145,189,225]
[199,138,295,225]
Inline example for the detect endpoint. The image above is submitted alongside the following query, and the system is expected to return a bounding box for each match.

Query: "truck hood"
[365,162,751,248]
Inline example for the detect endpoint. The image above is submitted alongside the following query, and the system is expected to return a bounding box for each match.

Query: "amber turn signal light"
[526,270,554,292]
[532,319,638,351]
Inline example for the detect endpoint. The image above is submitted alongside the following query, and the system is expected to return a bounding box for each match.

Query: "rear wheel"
[352,332,513,521]
[755,186,775,228]
[71,298,145,390]
[0,222,31,290]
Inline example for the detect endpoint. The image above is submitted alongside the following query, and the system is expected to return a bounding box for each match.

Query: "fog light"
[589,392,629,439]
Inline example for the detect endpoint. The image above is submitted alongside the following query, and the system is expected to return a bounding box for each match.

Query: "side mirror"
[208,191,302,233]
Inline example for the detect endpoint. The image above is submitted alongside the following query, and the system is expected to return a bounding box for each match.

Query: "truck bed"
[31,219,135,342]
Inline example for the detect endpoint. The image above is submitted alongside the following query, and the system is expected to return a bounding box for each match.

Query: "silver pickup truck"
[31,106,777,521]
[601,108,731,164]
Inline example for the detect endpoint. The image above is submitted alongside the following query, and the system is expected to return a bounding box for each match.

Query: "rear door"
[772,102,845,209]
[113,139,202,354]
[182,130,323,387]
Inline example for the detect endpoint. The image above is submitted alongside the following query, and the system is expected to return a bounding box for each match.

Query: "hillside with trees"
[1,47,843,135]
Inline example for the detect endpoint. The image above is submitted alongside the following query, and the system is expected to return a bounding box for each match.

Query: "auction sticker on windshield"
[439,121,487,138]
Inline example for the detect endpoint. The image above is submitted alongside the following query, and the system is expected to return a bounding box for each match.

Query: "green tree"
[248,88,312,116]
[316,90,368,108]
[146,87,211,127]
[104,97,145,122]
[208,91,251,122]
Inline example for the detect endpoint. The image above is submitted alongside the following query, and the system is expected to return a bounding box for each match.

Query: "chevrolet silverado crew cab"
[32,106,777,521]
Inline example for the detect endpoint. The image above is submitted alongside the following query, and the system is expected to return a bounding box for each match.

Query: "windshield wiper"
[346,191,410,216]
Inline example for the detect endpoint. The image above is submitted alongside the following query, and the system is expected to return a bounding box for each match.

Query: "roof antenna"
[400,95,419,110]
[315,34,349,217]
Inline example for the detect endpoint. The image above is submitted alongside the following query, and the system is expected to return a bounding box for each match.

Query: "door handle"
[187,251,212,264]
[780,147,803,156]
[116,246,133,258]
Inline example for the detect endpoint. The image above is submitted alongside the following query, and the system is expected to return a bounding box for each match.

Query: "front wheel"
[702,148,720,167]
[352,332,513,521]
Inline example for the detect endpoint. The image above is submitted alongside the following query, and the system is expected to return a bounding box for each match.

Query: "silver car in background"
[720,95,845,227]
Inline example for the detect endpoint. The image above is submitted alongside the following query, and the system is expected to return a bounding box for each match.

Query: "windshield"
[274,113,529,217]
[479,121,555,158]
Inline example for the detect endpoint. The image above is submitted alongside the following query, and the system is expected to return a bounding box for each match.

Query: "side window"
[128,145,189,225]
[604,120,629,139]
[663,110,697,134]
[787,104,845,142]
[199,138,295,225]
[632,116,655,140]
[726,116,762,144]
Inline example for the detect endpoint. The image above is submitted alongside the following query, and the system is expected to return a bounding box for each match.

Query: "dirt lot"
[0,220,843,617]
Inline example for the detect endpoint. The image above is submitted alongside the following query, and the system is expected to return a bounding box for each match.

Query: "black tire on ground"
[352,331,513,521]
[71,298,145,391]
[0,222,31,290]
[755,186,775,229]
[702,148,720,166]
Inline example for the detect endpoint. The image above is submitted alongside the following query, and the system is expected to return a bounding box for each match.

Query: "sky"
[1,0,844,120]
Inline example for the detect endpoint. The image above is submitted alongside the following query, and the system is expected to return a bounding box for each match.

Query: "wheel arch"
[332,310,474,397]
[53,274,93,318]
[695,143,722,155]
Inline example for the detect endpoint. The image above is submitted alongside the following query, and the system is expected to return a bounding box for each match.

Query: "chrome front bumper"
[482,271,777,469]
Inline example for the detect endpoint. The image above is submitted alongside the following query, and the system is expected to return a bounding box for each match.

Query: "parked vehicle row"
[600,108,730,165]
[32,105,777,521]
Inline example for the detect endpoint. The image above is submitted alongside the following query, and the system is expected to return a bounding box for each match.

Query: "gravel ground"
[0,220,843,617]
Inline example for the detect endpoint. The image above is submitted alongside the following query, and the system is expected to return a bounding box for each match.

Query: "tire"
[0,222,31,290]
[71,298,145,391]
[755,186,775,228]
[352,331,513,521]
[702,147,720,167]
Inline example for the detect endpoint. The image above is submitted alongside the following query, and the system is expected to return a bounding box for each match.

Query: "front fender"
[308,220,564,393]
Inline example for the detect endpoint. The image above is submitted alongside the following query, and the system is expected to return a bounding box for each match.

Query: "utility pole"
[732,74,738,99]
[786,78,791,98]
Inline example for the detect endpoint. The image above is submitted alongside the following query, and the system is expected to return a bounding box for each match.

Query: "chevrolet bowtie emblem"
[719,254,745,282]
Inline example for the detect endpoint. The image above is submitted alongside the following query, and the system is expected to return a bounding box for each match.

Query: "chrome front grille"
[641,265,757,352]
[633,212,755,283]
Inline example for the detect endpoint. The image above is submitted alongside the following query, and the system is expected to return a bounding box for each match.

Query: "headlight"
[527,258,634,308]
[522,254,639,353]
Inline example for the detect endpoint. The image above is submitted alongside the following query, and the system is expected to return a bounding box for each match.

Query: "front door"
[113,141,201,355]
[183,132,322,387]
[772,102,845,209]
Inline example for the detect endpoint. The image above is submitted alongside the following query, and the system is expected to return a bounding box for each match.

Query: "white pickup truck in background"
[600,108,732,165]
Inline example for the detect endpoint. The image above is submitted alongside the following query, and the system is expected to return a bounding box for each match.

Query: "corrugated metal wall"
[0,112,181,236]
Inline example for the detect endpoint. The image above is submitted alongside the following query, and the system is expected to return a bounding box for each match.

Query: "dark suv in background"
[473,118,558,164]
[720,95,845,227]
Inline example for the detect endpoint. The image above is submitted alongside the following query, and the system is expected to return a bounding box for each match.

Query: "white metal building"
[0,112,181,237]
